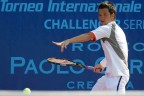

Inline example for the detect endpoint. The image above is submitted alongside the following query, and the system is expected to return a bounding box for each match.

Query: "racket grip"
[86,66,102,72]
[86,66,94,70]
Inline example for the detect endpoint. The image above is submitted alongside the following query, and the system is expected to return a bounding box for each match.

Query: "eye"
[99,14,102,17]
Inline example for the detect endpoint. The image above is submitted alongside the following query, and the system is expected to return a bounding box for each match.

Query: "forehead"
[98,8,110,14]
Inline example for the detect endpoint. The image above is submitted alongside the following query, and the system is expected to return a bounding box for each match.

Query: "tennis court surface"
[0,90,143,96]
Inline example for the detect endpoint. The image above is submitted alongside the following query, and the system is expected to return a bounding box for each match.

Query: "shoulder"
[92,25,111,33]
[94,21,116,32]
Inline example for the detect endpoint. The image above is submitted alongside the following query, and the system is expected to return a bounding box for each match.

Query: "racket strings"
[48,58,75,65]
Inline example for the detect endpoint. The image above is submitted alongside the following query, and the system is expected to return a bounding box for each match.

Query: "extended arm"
[52,33,94,52]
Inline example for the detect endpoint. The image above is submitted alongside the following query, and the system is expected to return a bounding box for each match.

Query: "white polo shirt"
[90,21,129,76]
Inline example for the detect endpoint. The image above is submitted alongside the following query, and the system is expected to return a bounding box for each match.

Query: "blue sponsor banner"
[0,0,144,90]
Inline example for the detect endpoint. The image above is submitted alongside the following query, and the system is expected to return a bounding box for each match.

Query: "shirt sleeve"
[100,58,107,67]
[90,25,111,41]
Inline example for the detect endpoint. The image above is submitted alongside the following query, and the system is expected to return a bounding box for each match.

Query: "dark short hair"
[98,1,116,18]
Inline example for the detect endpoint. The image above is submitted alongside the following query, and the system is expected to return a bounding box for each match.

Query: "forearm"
[52,33,94,52]
[66,33,93,43]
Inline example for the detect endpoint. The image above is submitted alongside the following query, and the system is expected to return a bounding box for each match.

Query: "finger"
[64,40,69,49]
[95,69,100,73]
[93,67,98,72]
[94,68,101,73]
[64,43,68,49]
[52,41,61,46]
[61,43,65,52]
[99,68,102,72]
[61,45,63,52]
[52,41,60,46]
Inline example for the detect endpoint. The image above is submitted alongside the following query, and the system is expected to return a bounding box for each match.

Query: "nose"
[99,15,104,21]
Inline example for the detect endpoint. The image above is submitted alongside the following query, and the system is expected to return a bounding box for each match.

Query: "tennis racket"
[47,58,102,71]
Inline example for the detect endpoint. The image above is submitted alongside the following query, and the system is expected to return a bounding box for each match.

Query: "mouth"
[100,21,105,24]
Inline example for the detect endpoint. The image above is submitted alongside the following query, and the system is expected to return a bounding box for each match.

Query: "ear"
[111,13,115,19]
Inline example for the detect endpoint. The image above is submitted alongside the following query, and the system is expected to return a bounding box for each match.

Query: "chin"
[101,23,106,25]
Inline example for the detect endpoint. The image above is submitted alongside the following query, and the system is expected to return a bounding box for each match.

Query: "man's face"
[98,8,115,25]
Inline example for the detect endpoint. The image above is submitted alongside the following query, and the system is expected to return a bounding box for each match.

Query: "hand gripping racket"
[47,58,102,71]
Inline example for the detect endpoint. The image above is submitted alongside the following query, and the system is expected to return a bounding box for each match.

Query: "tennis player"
[52,1,130,95]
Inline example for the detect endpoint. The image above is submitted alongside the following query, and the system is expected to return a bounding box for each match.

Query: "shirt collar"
[107,21,116,25]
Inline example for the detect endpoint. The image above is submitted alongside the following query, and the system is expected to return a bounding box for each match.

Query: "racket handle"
[86,66,102,72]
[86,66,94,70]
